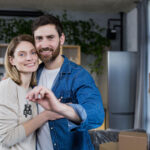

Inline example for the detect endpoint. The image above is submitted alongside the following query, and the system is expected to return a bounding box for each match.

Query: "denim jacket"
[37,56,104,150]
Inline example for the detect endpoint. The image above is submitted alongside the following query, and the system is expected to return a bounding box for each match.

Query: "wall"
[126,8,138,52]
[51,10,121,50]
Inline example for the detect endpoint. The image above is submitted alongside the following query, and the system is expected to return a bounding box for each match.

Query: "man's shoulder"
[68,60,93,80]
[68,60,88,74]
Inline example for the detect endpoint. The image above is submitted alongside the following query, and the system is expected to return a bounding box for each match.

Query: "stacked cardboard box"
[119,131,147,150]
[99,131,147,150]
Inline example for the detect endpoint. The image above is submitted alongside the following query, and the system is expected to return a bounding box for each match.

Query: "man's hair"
[32,14,63,37]
[5,34,37,86]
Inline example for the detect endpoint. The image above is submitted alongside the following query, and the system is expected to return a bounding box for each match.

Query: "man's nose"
[40,39,50,48]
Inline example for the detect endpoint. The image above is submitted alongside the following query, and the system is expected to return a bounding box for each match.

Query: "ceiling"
[0,0,139,13]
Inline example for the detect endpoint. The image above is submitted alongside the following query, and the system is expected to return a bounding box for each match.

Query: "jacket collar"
[60,55,71,74]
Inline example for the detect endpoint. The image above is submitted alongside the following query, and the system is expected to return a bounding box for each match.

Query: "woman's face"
[10,41,39,74]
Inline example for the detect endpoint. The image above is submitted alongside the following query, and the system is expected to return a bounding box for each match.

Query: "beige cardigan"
[0,78,37,150]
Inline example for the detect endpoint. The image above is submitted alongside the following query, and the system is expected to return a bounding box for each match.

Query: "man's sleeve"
[67,104,87,131]
[69,70,105,131]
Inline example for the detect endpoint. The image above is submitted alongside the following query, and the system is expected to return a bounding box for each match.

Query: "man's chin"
[40,56,56,64]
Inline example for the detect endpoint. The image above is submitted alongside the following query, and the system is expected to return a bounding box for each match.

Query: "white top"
[37,67,60,150]
[0,78,37,150]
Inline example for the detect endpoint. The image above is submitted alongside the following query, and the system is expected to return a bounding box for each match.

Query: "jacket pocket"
[59,91,73,103]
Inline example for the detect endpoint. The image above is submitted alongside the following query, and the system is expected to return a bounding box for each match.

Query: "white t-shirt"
[37,67,60,150]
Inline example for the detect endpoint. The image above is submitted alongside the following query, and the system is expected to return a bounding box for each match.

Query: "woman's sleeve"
[0,83,26,147]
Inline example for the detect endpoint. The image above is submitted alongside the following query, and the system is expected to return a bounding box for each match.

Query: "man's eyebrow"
[35,36,42,38]
[46,35,54,37]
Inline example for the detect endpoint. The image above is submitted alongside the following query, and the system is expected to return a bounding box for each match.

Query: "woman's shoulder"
[0,78,19,121]
[0,77,16,87]
[0,78,17,95]
[0,78,19,108]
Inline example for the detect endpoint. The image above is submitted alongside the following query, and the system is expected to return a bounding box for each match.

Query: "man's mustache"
[39,47,53,53]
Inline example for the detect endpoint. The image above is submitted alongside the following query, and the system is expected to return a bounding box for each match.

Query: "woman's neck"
[20,73,32,89]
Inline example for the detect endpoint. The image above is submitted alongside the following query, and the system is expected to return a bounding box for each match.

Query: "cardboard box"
[119,131,147,150]
[100,142,118,150]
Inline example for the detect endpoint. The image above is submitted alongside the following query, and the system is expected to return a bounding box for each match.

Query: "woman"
[0,34,60,150]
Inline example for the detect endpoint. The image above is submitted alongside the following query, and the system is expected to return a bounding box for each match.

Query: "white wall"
[126,8,138,52]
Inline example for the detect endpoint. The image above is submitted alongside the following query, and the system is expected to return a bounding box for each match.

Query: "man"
[27,15,104,150]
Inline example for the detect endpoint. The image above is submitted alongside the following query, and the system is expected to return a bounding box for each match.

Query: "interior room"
[0,0,149,150]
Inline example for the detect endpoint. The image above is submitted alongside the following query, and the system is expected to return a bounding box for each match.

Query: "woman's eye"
[19,53,24,56]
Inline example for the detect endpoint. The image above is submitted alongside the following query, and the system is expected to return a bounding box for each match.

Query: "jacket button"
[54,143,56,146]
[51,127,53,130]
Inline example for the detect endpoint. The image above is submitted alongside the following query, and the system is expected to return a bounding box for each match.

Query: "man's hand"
[26,86,81,124]
[44,110,64,120]
[26,86,60,111]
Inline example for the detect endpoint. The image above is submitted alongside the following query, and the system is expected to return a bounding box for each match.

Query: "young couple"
[0,15,104,150]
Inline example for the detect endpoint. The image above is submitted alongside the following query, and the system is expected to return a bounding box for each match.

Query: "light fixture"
[0,10,44,17]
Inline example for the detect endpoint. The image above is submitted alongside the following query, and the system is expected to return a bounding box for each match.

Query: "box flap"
[119,131,147,138]
[100,142,118,150]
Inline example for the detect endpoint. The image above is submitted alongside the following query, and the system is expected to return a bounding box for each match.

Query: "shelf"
[0,43,8,47]
[61,45,81,65]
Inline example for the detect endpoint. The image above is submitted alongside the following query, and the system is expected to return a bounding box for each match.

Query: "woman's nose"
[26,54,33,60]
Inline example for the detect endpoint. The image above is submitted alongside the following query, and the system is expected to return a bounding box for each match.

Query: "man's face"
[34,24,64,64]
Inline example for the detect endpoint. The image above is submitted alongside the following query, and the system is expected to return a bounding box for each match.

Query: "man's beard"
[37,43,60,64]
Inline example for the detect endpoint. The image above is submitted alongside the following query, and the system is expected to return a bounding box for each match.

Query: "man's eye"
[36,37,42,41]
[32,51,37,55]
[47,36,54,40]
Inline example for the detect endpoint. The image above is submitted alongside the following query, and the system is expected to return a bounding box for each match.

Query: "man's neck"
[44,55,64,70]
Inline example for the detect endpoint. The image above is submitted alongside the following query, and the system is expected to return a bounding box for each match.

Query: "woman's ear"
[9,56,15,66]
[60,33,65,45]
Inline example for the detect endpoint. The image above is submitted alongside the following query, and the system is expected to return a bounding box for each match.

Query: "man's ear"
[60,33,65,45]
[9,56,15,66]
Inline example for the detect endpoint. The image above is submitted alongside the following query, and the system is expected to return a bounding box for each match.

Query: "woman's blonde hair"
[4,34,37,86]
